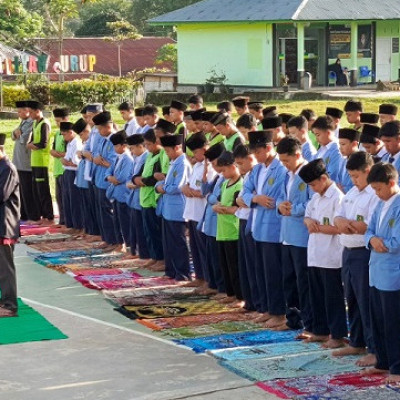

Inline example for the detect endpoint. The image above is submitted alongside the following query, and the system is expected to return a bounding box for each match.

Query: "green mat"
[0,299,68,345]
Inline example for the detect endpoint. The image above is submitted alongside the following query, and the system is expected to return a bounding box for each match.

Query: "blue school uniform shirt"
[94,134,117,190]
[198,174,224,237]
[314,141,341,183]
[105,150,134,203]
[83,126,101,182]
[277,166,312,248]
[338,156,354,194]
[302,140,317,162]
[242,157,286,243]
[155,154,192,222]
[126,151,149,210]
[365,193,400,291]
[75,144,89,189]
[381,152,400,184]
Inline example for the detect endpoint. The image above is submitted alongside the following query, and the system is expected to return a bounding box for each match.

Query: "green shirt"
[53,130,66,177]
[224,132,243,152]
[31,119,51,168]
[308,130,319,150]
[216,177,243,241]
[175,121,186,135]
[140,152,161,209]
[185,131,194,158]
[207,132,225,147]
[160,148,170,174]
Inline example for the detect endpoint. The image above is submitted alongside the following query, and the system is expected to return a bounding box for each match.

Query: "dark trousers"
[129,208,150,259]
[342,247,374,352]
[87,182,100,235]
[308,267,347,339]
[254,241,285,315]
[162,219,190,281]
[188,220,207,280]
[205,235,225,292]
[217,240,242,299]
[80,188,95,235]
[282,245,312,331]
[18,170,40,221]
[95,187,117,245]
[62,170,83,230]
[238,220,260,311]
[0,245,17,311]
[31,167,54,220]
[142,207,164,261]
[370,286,400,374]
[55,174,65,225]
[114,201,128,245]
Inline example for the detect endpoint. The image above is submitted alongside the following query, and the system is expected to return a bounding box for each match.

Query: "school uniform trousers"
[254,241,286,316]
[62,170,83,230]
[238,219,261,311]
[0,244,17,311]
[188,220,207,280]
[217,240,242,299]
[79,187,97,235]
[205,235,225,292]
[142,207,164,261]
[342,247,374,352]
[162,219,190,281]
[18,170,40,221]
[129,207,150,259]
[308,266,348,339]
[31,167,54,220]
[94,186,118,245]
[55,174,65,225]
[113,201,127,245]
[282,244,313,331]
[87,182,100,235]
[370,287,400,374]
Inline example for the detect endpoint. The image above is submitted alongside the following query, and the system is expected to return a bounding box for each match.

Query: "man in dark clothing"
[0,133,20,317]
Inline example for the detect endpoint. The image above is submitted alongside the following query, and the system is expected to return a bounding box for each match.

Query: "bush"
[1,86,30,108]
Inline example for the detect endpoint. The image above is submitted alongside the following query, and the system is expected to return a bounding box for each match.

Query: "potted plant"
[280,74,289,92]
[205,68,228,93]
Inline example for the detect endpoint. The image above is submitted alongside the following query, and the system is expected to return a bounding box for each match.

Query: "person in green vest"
[50,108,69,226]
[213,150,243,307]
[236,113,257,143]
[211,112,244,152]
[202,111,224,146]
[169,100,187,136]
[26,100,54,225]
[188,94,204,111]
[153,119,174,184]
[217,101,234,115]
[300,108,319,149]
[134,129,165,270]
[183,110,196,161]
[248,101,264,130]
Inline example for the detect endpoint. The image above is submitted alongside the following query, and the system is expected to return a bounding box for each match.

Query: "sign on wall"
[328,25,351,59]
[358,25,372,58]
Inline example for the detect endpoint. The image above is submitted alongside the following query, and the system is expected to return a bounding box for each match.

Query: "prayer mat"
[102,285,193,300]
[136,311,259,331]
[107,294,210,307]
[20,226,63,236]
[173,329,300,353]
[161,321,264,339]
[117,300,239,320]
[210,341,322,361]
[95,276,176,291]
[20,233,71,245]
[219,352,361,382]
[257,372,387,399]
[27,239,98,252]
[74,272,143,290]
[71,268,125,276]
[0,299,67,345]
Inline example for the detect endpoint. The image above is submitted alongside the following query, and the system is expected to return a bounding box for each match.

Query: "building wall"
[376,20,400,81]
[177,23,274,87]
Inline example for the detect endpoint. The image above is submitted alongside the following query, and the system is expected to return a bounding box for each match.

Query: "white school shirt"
[183,160,216,222]
[305,182,344,269]
[251,163,271,232]
[388,150,400,164]
[235,172,251,220]
[335,185,379,248]
[379,192,400,228]
[84,126,99,181]
[124,118,139,137]
[63,136,82,171]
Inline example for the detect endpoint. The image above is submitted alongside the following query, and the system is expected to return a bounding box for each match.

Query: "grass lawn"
[1,98,399,195]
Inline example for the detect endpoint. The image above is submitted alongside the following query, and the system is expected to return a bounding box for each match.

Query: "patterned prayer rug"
[92,276,176,291]
[210,341,322,361]
[136,311,259,331]
[219,352,361,382]
[102,285,193,300]
[174,329,301,353]
[20,226,64,236]
[161,321,264,339]
[256,372,388,399]
[20,233,72,245]
[74,272,143,290]
[108,293,210,306]
[27,239,98,252]
[117,300,239,320]
[70,268,125,276]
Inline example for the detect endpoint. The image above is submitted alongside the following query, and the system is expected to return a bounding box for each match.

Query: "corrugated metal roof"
[0,42,24,59]
[149,0,400,24]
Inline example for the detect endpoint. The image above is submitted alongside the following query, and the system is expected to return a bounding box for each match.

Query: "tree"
[104,20,142,77]
[156,43,177,72]
[75,10,121,37]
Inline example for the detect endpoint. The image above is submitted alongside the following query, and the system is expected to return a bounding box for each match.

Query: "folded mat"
[174,329,300,353]
[20,233,71,244]
[0,299,67,345]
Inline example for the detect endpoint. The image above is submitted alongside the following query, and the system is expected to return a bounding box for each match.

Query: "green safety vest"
[216,177,243,241]
[185,131,194,158]
[207,132,225,147]
[160,148,170,174]
[175,121,185,135]
[31,119,51,168]
[308,130,319,150]
[140,152,161,209]
[53,130,66,177]
[224,132,242,152]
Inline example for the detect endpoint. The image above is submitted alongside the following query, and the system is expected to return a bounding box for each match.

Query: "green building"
[150,0,400,90]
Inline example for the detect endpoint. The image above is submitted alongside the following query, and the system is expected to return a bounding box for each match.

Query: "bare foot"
[149,263,165,272]
[386,374,400,384]
[356,353,377,367]
[322,338,347,349]
[254,313,272,323]
[264,315,286,329]
[200,288,218,296]
[211,293,227,300]
[94,242,109,249]
[142,259,158,268]
[218,296,236,304]
[360,367,388,376]
[270,322,290,331]
[296,330,312,340]
[304,334,329,343]
[332,346,367,357]
[122,254,139,260]
[228,300,246,309]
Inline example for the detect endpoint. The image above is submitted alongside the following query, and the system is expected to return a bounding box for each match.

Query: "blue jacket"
[156,154,192,222]
[75,154,88,189]
[242,157,286,242]
[126,151,149,210]
[302,141,317,162]
[338,157,354,194]
[94,135,117,190]
[277,171,312,247]
[381,153,400,184]
[105,151,134,203]
[365,194,400,291]
[314,142,341,183]
[84,127,101,181]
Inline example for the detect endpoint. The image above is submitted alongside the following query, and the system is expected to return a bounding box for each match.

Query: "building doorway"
[376,38,391,81]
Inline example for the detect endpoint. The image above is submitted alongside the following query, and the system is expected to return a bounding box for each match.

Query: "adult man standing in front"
[26,100,54,225]
[0,133,20,317]
[12,100,40,224]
